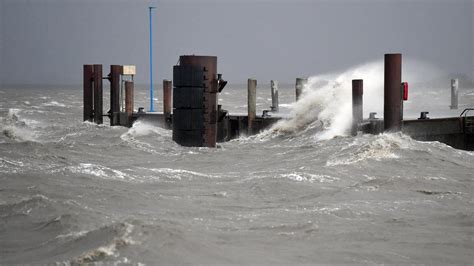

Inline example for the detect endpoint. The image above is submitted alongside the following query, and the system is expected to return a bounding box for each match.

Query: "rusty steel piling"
[352,79,363,136]
[248,79,257,135]
[125,81,134,127]
[93,64,103,124]
[384,54,402,131]
[110,65,122,126]
[163,79,172,127]
[83,65,94,122]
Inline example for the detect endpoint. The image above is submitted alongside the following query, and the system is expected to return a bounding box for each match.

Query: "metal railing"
[459,108,474,117]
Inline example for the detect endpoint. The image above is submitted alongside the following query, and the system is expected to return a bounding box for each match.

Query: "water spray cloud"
[272,59,444,141]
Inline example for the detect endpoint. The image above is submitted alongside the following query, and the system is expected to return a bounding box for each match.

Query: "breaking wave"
[1,108,39,142]
[271,59,444,141]
[326,133,406,166]
[120,120,173,154]
[71,222,137,264]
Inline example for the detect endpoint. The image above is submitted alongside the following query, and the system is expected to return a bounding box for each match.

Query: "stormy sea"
[1,61,473,264]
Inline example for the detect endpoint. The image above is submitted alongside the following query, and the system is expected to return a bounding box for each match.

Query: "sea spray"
[1,108,38,142]
[271,59,444,140]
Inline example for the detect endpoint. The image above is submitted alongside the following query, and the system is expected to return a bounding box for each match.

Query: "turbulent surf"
[1,64,473,264]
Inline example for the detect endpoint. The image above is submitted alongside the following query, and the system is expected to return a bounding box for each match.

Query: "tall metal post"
[93,64,103,124]
[110,65,122,126]
[163,79,172,126]
[450,78,459,110]
[83,65,94,122]
[352,79,363,136]
[125,81,134,126]
[384,53,402,132]
[248,79,257,135]
[149,6,156,112]
[271,80,279,112]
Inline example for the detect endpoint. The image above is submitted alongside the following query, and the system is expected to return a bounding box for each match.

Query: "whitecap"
[143,167,219,181]
[325,133,407,166]
[65,163,132,181]
[42,101,66,107]
[279,172,339,183]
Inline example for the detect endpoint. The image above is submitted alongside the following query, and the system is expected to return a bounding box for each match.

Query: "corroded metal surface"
[352,79,363,135]
[384,54,402,131]
[247,79,257,135]
[173,55,218,147]
[125,81,134,126]
[109,65,122,126]
[83,65,94,122]
[93,64,103,124]
[163,80,172,115]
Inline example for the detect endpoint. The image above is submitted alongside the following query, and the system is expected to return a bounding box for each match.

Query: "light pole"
[149,6,156,112]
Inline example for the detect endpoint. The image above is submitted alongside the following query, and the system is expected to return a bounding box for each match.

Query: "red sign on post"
[402,82,409,101]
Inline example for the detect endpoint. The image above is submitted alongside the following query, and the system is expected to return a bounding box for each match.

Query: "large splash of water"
[272,59,444,141]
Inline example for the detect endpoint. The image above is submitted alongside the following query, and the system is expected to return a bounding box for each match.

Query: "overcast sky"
[0,0,472,86]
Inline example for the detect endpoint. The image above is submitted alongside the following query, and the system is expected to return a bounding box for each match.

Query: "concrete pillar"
[248,78,257,135]
[384,54,402,132]
[352,79,363,136]
[295,78,307,101]
[271,80,279,112]
[450,78,459,110]
[125,81,134,126]
[83,65,94,122]
[93,64,103,124]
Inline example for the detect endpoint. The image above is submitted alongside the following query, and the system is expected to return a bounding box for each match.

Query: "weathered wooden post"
[384,53,402,132]
[93,64,103,124]
[83,65,94,122]
[163,79,172,127]
[110,65,122,126]
[450,78,459,110]
[125,81,134,126]
[295,78,307,101]
[352,79,363,136]
[248,78,257,135]
[270,80,279,112]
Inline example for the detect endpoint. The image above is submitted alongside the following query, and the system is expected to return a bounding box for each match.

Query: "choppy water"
[1,74,473,264]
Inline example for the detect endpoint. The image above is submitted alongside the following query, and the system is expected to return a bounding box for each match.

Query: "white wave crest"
[325,133,411,166]
[66,163,132,181]
[120,120,171,142]
[272,61,384,141]
[271,59,444,141]
[72,222,136,263]
[120,121,172,153]
[144,167,219,181]
[2,125,37,142]
[279,172,339,183]
[42,101,66,107]
[1,108,40,142]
